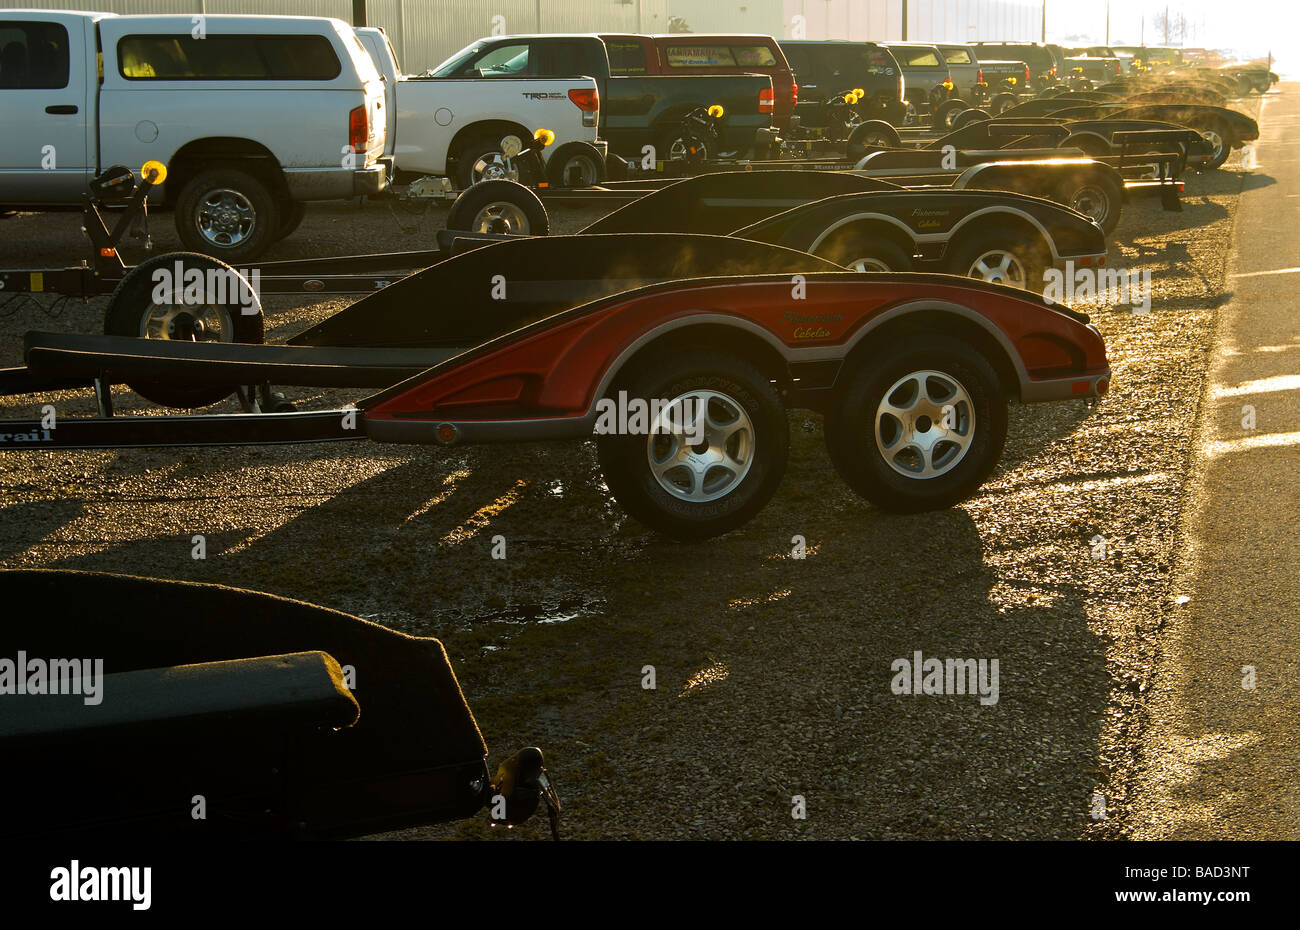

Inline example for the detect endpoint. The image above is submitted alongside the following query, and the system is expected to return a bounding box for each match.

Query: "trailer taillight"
[977,68,984,83]
[790,82,798,105]
[568,87,600,127]
[758,86,774,114]
[348,105,367,152]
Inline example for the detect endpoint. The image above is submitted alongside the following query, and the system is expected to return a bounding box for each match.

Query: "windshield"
[431,40,531,77]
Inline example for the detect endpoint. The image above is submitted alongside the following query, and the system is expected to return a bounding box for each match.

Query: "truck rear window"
[891,47,942,68]
[116,34,341,81]
[940,48,973,65]
[0,20,70,89]
[664,44,778,69]
[606,41,647,75]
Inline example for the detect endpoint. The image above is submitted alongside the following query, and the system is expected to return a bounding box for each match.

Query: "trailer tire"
[1058,172,1124,234]
[825,336,1007,512]
[174,167,279,263]
[445,180,549,236]
[951,107,991,129]
[989,93,1018,115]
[947,228,1050,291]
[847,120,901,158]
[1195,117,1233,169]
[104,252,264,409]
[545,141,605,188]
[815,228,913,272]
[596,349,789,540]
[934,99,969,130]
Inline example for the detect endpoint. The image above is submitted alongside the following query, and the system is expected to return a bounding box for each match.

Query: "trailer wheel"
[825,336,1007,512]
[596,349,789,540]
[989,93,1018,115]
[545,141,605,188]
[174,167,279,263]
[847,120,901,158]
[104,252,264,409]
[951,107,991,129]
[1058,173,1124,234]
[934,99,969,130]
[947,229,1049,291]
[1195,117,1232,169]
[445,180,549,236]
[815,228,913,272]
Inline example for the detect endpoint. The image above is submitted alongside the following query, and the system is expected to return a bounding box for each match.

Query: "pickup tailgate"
[604,73,773,156]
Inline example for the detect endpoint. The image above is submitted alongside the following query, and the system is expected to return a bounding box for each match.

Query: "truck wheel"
[545,141,605,188]
[174,167,279,263]
[951,108,991,129]
[445,179,549,236]
[989,93,1018,115]
[815,229,913,272]
[847,120,901,158]
[596,349,789,540]
[1058,173,1124,234]
[825,336,1007,512]
[274,200,306,241]
[934,99,969,130]
[455,136,528,189]
[947,229,1049,291]
[103,252,264,409]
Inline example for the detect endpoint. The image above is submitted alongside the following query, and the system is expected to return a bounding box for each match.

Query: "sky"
[1046,0,1298,75]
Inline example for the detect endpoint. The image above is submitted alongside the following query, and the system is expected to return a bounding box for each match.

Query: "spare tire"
[951,107,991,129]
[545,141,605,188]
[847,120,901,158]
[445,179,549,236]
[103,252,264,409]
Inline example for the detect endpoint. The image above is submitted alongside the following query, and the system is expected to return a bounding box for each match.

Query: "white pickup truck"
[0,9,389,260]
[355,26,606,189]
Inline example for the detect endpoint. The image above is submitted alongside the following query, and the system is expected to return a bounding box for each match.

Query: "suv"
[881,42,955,122]
[972,41,1066,92]
[778,40,907,126]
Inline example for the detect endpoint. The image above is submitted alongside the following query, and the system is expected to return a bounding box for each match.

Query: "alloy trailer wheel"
[825,337,1007,512]
[103,252,264,409]
[949,232,1049,291]
[815,229,913,273]
[1060,174,1123,234]
[1198,122,1231,169]
[596,350,789,540]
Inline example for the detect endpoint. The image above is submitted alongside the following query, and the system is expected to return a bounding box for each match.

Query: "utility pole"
[1105,2,1110,46]
[901,0,908,41]
[1041,2,1046,43]
[351,0,365,27]
[1164,5,1169,45]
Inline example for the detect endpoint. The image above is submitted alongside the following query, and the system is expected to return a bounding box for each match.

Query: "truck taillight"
[1028,65,1035,83]
[758,86,774,114]
[568,87,600,127]
[977,68,984,83]
[349,105,367,152]
[790,82,798,106]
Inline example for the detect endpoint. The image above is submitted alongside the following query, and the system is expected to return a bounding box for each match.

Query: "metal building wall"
[665,0,1042,42]
[9,1,671,74]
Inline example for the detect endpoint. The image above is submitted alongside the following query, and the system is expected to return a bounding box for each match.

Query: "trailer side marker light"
[1072,381,1091,394]
[1079,256,1092,266]
[29,272,43,292]
[438,424,457,443]
[99,248,116,258]
[304,280,325,291]
[537,181,549,188]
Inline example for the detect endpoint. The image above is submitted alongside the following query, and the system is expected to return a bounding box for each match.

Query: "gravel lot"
[0,99,1263,840]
